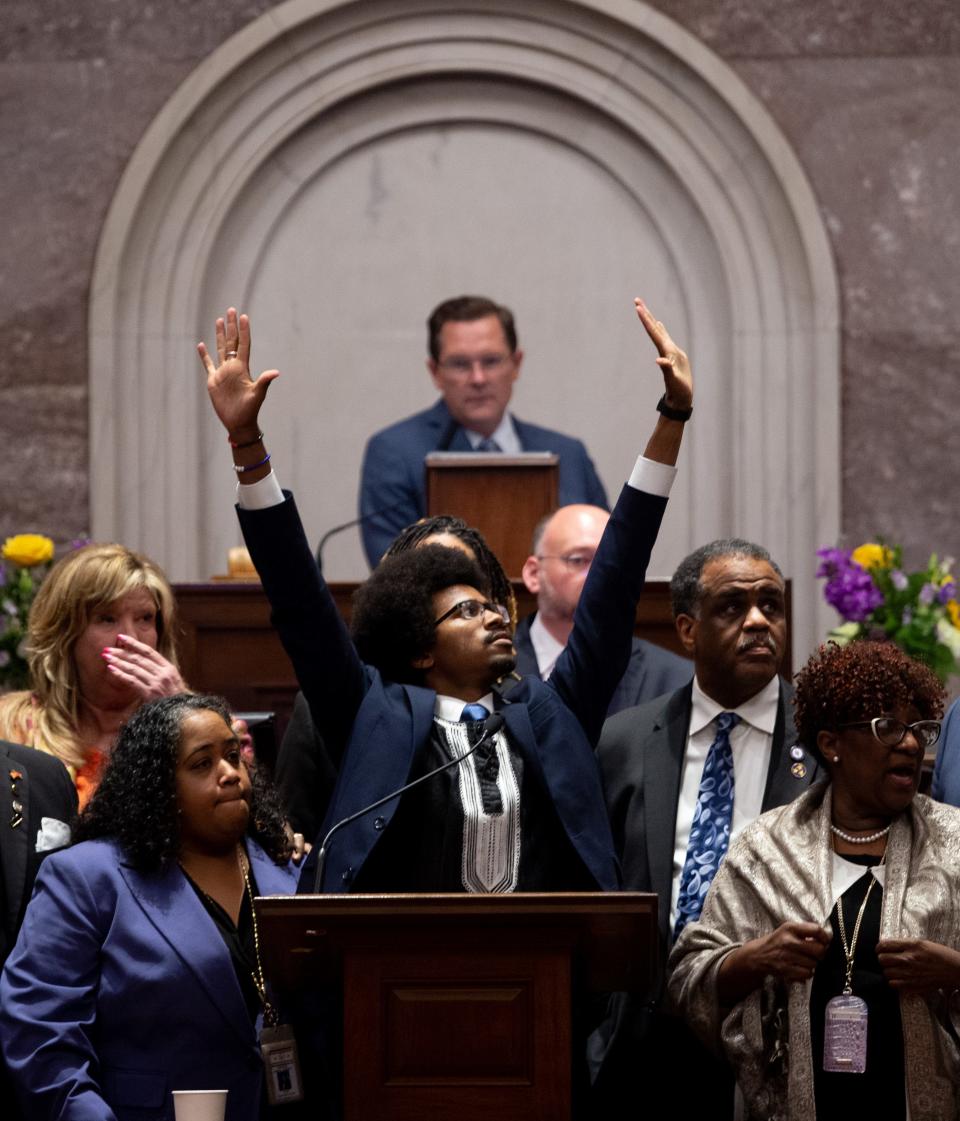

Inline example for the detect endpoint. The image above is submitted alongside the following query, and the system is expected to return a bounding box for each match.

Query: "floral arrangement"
[816,541,960,683]
[0,534,56,689]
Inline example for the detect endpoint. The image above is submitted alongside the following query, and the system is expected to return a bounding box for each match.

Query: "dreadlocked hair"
[385,515,517,629]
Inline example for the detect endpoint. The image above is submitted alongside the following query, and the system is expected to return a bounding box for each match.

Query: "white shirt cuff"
[236,470,284,510]
[627,455,677,497]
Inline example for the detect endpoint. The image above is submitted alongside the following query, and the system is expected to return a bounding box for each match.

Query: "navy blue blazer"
[238,482,667,894]
[512,614,691,717]
[0,838,298,1121]
[358,398,609,565]
[932,696,960,805]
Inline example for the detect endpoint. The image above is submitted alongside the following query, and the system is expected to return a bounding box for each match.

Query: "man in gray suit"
[592,538,819,1115]
[517,504,690,713]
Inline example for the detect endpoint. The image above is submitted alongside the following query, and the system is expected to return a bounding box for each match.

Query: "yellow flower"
[948,600,960,630]
[2,534,54,567]
[851,543,893,571]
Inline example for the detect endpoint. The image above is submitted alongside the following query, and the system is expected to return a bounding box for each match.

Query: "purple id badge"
[823,994,868,1073]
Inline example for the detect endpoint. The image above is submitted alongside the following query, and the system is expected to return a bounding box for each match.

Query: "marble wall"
[2,0,958,575]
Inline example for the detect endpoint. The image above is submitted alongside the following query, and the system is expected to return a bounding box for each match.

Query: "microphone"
[311,712,504,893]
[315,499,410,572]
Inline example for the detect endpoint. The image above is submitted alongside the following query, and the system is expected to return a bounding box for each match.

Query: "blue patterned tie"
[673,711,740,941]
[460,704,501,813]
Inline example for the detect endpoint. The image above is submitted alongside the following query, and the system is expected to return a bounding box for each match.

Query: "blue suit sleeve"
[582,447,609,510]
[932,698,960,804]
[359,434,423,567]
[0,853,118,1121]
[549,484,667,746]
[238,493,367,769]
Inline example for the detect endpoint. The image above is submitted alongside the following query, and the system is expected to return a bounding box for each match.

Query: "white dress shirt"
[528,613,564,680]
[463,414,522,454]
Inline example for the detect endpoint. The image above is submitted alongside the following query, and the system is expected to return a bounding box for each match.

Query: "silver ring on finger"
[224,350,238,359]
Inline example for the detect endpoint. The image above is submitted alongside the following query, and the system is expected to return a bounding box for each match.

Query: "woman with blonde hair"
[0,543,186,806]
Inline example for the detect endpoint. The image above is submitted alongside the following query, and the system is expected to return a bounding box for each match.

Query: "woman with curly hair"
[0,693,298,1121]
[0,543,187,807]
[669,640,960,1120]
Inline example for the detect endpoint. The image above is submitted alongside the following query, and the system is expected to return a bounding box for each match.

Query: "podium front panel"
[345,944,570,1120]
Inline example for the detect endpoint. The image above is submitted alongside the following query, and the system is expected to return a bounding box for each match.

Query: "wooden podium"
[256,891,656,1121]
[425,452,559,577]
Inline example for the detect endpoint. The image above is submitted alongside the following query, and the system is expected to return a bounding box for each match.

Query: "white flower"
[936,619,960,658]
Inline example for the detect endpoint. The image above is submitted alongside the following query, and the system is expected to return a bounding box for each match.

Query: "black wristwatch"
[656,394,693,422]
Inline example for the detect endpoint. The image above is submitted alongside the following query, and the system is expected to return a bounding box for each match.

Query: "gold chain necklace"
[238,845,278,1027]
[835,871,878,995]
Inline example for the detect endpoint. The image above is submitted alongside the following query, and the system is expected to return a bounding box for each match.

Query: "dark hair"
[351,545,488,684]
[670,538,783,618]
[75,693,291,871]
[386,514,516,628]
[793,640,945,763]
[427,295,518,361]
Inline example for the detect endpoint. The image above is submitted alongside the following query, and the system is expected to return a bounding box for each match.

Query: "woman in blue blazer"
[0,694,300,1121]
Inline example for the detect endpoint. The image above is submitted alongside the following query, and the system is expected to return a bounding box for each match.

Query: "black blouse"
[810,854,905,1119]
[184,862,262,1024]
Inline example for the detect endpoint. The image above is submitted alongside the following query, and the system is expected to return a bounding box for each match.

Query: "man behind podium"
[199,298,692,895]
[358,295,608,566]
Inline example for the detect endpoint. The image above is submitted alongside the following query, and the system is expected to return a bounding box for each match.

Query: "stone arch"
[90,0,839,660]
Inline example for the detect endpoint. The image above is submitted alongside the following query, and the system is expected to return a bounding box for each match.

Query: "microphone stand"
[311,713,504,893]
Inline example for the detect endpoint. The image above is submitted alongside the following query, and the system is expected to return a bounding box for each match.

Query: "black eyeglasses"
[434,599,511,626]
[839,716,941,749]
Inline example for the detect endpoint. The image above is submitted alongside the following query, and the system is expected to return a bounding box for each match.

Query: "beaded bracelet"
[233,452,271,474]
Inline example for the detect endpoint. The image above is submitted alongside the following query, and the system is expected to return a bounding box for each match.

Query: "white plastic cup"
[171,1089,228,1121]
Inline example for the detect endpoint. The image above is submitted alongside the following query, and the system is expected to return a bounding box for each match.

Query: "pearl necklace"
[829,822,892,845]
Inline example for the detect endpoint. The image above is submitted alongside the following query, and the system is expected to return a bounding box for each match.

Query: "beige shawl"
[667,784,960,1121]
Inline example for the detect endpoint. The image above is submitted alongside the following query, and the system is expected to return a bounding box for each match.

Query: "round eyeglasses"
[434,599,511,626]
[839,716,941,749]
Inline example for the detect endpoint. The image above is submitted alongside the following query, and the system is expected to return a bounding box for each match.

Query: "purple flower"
[0,565,6,588]
[919,583,937,606]
[939,580,956,604]
[70,537,93,551]
[815,547,850,577]
[902,608,912,626]
[816,547,884,622]
[890,570,908,591]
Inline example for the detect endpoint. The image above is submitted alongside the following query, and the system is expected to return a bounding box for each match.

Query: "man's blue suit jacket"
[0,838,298,1121]
[238,481,667,894]
[932,696,960,805]
[358,399,609,565]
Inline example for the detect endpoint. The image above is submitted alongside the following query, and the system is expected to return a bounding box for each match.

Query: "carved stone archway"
[90,0,839,661]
